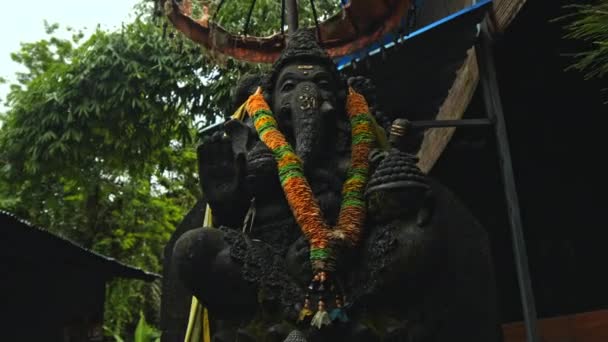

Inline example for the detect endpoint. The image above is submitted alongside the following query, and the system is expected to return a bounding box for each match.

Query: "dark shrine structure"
[159,0,607,341]
[1,211,159,342]
[431,1,608,341]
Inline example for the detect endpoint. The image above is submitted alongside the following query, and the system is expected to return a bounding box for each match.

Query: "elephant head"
[265,30,347,168]
[271,63,342,165]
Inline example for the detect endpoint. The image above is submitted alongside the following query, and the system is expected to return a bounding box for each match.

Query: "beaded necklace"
[245,87,375,275]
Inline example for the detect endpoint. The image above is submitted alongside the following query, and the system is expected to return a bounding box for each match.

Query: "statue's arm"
[197,122,253,228]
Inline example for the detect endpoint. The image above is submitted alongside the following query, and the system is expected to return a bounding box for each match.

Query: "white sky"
[0,0,141,108]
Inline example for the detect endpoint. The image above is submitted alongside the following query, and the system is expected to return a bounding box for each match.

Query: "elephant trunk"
[292,82,326,165]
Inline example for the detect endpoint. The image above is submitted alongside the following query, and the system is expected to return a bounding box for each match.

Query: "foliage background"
[560,0,608,81]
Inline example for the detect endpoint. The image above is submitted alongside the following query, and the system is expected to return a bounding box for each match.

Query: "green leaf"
[134,311,160,342]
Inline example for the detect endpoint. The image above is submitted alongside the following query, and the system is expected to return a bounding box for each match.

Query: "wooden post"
[286,0,299,35]
[476,19,540,342]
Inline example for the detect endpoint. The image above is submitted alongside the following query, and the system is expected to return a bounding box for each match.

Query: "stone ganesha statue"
[172,30,500,342]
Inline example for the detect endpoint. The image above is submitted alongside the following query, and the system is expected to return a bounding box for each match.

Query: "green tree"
[0,14,219,339]
[561,0,608,80]
[206,0,341,37]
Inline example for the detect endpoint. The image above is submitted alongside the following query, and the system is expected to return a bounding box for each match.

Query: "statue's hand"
[246,140,278,185]
[197,130,245,205]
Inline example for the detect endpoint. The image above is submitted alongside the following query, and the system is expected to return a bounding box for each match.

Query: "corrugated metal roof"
[0,210,160,282]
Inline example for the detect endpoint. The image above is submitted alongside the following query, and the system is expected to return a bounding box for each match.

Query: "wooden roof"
[339,1,489,169]
[336,0,528,172]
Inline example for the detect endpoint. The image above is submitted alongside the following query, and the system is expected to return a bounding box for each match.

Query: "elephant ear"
[347,76,378,108]
[417,189,436,227]
[347,76,392,131]
[230,73,263,118]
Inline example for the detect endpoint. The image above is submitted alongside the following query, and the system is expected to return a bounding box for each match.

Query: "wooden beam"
[494,0,528,31]
[416,0,528,173]
[411,118,492,128]
[286,0,299,34]
[503,310,608,342]
[417,49,479,173]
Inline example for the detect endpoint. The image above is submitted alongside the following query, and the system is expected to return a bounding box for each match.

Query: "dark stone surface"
[160,199,206,342]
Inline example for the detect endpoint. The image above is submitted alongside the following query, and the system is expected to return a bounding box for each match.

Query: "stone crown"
[265,30,340,92]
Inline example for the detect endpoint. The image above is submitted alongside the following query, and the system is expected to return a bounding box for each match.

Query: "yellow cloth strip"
[231,102,247,121]
[184,297,201,341]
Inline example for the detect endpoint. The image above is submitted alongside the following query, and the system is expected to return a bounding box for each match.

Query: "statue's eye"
[281,81,295,92]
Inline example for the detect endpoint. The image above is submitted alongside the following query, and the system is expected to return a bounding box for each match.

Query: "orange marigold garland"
[245,87,375,275]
